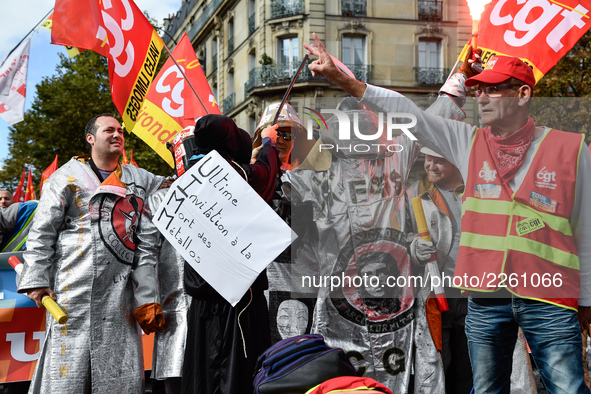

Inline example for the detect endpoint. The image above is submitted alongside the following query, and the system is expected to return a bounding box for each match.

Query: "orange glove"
[458,45,483,79]
[134,303,166,334]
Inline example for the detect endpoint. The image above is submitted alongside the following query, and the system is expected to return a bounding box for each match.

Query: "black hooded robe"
[181,115,280,394]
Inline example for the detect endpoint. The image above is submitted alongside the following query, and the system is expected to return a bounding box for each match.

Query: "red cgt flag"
[39,155,59,195]
[12,169,26,203]
[24,170,36,201]
[459,0,591,83]
[51,0,164,132]
[131,33,220,167]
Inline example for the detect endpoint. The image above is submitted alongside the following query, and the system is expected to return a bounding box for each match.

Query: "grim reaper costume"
[18,156,164,394]
[178,115,280,394]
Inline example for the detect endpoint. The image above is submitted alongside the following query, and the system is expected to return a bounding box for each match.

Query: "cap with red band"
[465,56,536,88]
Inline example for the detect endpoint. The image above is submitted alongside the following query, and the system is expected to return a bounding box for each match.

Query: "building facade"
[163,0,474,138]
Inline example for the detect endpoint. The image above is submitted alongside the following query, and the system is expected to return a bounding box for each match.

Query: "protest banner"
[153,151,294,306]
[0,254,154,383]
[458,0,591,83]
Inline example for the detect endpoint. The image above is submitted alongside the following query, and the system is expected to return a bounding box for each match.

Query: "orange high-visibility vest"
[454,128,584,310]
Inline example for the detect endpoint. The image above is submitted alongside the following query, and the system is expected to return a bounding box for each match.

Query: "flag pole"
[1,8,54,65]
[162,43,210,115]
[272,51,311,125]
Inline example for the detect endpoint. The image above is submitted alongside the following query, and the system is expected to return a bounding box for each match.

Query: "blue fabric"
[466,296,590,394]
[262,136,275,147]
[15,201,37,231]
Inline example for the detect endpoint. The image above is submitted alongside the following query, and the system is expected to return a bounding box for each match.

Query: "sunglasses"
[473,84,519,97]
[278,131,293,141]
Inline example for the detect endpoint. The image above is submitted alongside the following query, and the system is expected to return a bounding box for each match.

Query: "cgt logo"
[536,166,556,183]
[479,161,498,183]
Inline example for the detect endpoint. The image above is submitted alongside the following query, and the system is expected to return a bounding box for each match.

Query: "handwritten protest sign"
[153,150,294,306]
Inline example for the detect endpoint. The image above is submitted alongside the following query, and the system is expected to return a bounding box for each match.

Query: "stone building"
[163,0,475,180]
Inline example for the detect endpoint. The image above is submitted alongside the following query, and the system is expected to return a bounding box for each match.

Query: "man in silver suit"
[18,113,166,394]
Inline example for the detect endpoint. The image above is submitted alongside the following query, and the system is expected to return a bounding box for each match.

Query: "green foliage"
[259,53,273,66]
[534,30,591,98]
[532,30,591,143]
[0,50,174,192]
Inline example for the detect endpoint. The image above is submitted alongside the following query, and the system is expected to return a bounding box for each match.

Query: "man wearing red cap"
[304,33,591,393]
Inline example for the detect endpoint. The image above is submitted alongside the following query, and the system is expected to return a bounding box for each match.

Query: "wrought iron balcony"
[228,37,234,55]
[249,14,256,35]
[188,0,225,41]
[418,0,442,20]
[244,63,373,94]
[345,64,374,83]
[342,0,366,16]
[270,0,305,19]
[222,92,235,114]
[414,67,449,86]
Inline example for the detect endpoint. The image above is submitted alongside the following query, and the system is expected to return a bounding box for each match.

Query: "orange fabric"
[426,297,442,351]
[134,303,165,334]
[40,155,59,194]
[121,149,129,165]
[24,170,36,201]
[101,165,125,188]
[306,376,393,394]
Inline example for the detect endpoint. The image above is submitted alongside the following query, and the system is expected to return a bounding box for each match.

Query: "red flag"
[131,33,220,167]
[41,13,81,58]
[130,150,139,168]
[51,0,164,131]
[40,155,59,194]
[12,169,26,203]
[24,170,36,201]
[122,149,130,165]
[459,0,591,83]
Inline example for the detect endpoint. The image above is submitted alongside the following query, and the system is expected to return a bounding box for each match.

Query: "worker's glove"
[410,238,437,264]
[134,303,166,334]
[458,45,483,79]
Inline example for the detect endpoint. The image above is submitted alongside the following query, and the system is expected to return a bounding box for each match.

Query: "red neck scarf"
[485,117,535,184]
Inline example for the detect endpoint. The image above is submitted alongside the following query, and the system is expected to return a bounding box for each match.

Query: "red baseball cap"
[465,56,536,88]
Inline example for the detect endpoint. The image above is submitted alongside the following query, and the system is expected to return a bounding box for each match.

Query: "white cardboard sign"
[153,150,294,306]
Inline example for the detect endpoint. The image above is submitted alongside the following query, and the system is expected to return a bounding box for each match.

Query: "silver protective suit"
[18,157,163,394]
[285,112,421,391]
[134,189,190,380]
[283,89,469,392]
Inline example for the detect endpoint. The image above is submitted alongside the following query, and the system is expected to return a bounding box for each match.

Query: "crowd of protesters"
[2,32,591,394]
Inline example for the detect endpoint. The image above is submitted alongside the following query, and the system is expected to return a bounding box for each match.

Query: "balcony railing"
[222,92,235,113]
[188,0,225,41]
[414,67,449,86]
[249,14,256,35]
[244,63,373,94]
[342,0,366,16]
[228,37,234,55]
[270,0,305,19]
[418,0,442,20]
